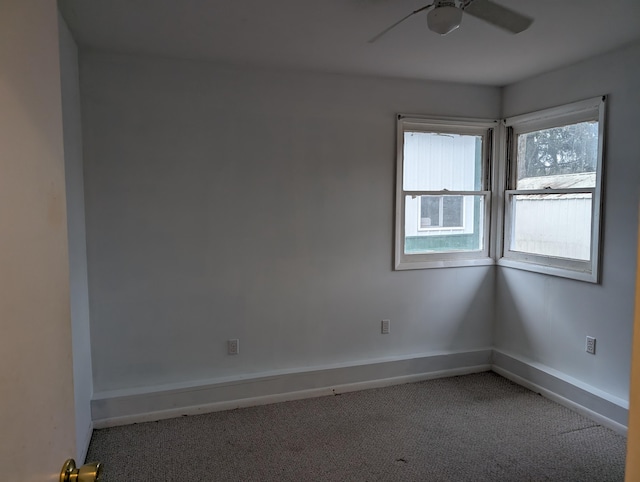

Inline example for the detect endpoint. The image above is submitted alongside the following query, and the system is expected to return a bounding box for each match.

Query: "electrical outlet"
[228,339,239,355]
[585,336,596,355]
[381,319,390,334]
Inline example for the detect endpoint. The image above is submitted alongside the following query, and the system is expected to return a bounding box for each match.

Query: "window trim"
[498,96,606,283]
[395,115,497,270]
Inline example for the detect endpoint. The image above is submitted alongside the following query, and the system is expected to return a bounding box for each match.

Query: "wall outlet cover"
[228,339,239,355]
[381,319,390,334]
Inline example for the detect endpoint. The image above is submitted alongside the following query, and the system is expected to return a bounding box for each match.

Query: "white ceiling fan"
[369,0,534,41]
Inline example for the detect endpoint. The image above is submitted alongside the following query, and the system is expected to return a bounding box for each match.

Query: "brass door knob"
[60,459,102,482]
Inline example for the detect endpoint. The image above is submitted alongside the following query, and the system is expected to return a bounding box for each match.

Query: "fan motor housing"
[427,4,463,35]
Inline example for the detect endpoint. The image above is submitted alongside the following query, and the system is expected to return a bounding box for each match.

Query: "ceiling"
[58,0,640,86]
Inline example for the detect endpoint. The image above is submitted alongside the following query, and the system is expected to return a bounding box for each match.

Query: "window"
[394,98,605,281]
[419,195,463,230]
[500,97,606,282]
[395,116,495,270]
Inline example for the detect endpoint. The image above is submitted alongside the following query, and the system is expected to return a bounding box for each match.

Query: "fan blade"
[368,4,434,43]
[463,0,533,34]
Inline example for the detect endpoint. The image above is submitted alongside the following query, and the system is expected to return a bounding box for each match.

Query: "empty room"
[2,0,640,480]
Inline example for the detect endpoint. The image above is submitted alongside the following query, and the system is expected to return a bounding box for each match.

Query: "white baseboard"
[91,348,630,435]
[492,349,628,435]
[78,421,94,464]
[92,349,492,428]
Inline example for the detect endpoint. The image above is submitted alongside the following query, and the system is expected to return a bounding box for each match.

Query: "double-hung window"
[395,116,495,270]
[394,98,605,282]
[500,97,606,282]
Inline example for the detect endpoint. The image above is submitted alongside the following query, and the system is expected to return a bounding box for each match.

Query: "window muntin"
[395,117,495,270]
[501,97,605,282]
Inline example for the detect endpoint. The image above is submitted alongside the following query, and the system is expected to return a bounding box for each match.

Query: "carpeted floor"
[86,372,627,481]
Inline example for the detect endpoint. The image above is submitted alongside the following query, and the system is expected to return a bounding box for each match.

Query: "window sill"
[395,256,495,271]
[497,257,598,283]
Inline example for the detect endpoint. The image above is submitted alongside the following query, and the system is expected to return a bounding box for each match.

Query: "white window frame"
[395,115,496,270]
[498,97,606,283]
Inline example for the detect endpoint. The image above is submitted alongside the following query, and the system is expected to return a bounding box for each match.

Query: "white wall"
[80,53,500,394]
[0,1,77,477]
[59,13,94,461]
[496,41,640,402]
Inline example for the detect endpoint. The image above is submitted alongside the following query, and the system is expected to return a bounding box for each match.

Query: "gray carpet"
[86,372,626,481]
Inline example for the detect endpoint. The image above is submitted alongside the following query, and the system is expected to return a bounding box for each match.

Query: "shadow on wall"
[439,266,496,352]
[493,267,536,358]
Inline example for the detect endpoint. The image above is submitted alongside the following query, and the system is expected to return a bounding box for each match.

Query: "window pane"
[443,196,463,227]
[403,132,483,191]
[405,195,484,254]
[420,196,441,228]
[516,121,598,189]
[510,193,592,260]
